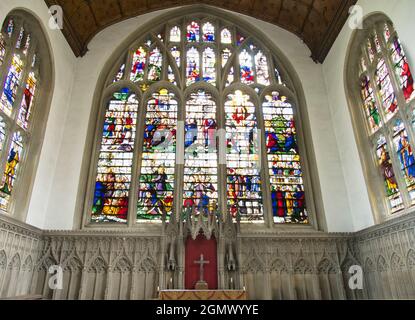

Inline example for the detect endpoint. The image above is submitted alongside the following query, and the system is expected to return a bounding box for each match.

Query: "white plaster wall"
[323,0,415,231]
[0,0,77,228]
[38,5,354,232]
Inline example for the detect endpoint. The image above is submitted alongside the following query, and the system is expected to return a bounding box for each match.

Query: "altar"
[159,290,247,300]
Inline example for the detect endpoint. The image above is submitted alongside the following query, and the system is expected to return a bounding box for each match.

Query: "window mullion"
[128,94,146,227]
[175,95,185,221]
[256,94,273,227]
[124,49,133,83]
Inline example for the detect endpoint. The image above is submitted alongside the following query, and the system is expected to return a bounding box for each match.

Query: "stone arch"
[317,258,337,274]
[377,255,389,272]
[390,252,405,271]
[293,258,313,274]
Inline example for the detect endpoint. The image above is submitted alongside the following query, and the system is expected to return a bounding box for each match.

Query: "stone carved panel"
[0,212,414,300]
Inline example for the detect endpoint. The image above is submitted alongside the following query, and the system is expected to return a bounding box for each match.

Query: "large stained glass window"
[263,92,307,223]
[355,20,415,216]
[137,89,177,221]
[89,15,312,226]
[92,90,139,223]
[0,15,42,213]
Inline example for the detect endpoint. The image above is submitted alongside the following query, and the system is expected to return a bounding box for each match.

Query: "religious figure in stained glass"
[0,132,23,211]
[137,89,177,221]
[263,92,307,223]
[225,91,263,221]
[0,55,24,116]
[91,89,139,223]
[187,22,200,42]
[184,91,218,216]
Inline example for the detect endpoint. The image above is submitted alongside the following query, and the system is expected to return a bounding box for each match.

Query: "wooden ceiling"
[44,0,357,63]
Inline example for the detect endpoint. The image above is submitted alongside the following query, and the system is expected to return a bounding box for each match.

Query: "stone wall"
[0,213,414,300]
[0,215,42,298]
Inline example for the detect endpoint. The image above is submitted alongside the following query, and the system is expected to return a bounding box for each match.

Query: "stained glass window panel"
[187,22,200,42]
[184,91,218,215]
[255,51,270,86]
[148,47,163,82]
[225,91,263,221]
[170,46,181,68]
[384,24,391,43]
[15,27,24,49]
[91,90,139,223]
[170,26,181,42]
[0,55,24,116]
[360,75,381,133]
[130,46,147,82]
[202,23,215,42]
[17,72,37,130]
[168,66,176,85]
[202,47,216,85]
[222,48,232,68]
[0,117,6,154]
[376,135,403,212]
[237,33,245,46]
[375,58,398,120]
[137,89,177,221]
[374,33,382,53]
[23,34,31,56]
[6,19,14,38]
[186,47,200,86]
[360,56,367,73]
[221,28,232,44]
[263,92,307,223]
[240,49,254,85]
[226,67,234,87]
[367,39,375,63]
[113,63,125,83]
[389,37,415,102]
[0,34,6,66]
[392,120,415,203]
[0,132,23,211]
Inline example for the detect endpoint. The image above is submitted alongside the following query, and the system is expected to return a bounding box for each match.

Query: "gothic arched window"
[347,16,415,220]
[88,14,311,226]
[0,12,52,217]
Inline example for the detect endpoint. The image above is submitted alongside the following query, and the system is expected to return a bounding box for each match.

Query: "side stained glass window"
[91,90,139,223]
[355,20,415,216]
[0,15,42,213]
[90,15,312,226]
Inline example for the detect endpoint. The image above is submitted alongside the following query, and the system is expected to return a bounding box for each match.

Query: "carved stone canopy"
[44,0,357,63]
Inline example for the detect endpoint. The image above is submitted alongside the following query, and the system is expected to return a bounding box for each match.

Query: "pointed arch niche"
[79,7,323,231]
[345,13,415,224]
